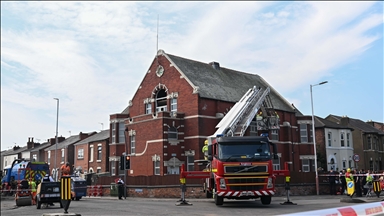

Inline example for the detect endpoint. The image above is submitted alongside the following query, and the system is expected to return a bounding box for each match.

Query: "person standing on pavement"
[355,170,362,197]
[28,178,37,205]
[117,177,124,200]
[328,168,337,195]
[340,169,346,195]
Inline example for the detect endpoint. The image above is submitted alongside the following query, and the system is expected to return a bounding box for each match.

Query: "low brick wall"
[97,183,331,198]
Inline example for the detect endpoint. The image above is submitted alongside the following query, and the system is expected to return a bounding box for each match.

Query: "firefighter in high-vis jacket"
[345,168,355,196]
[202,140,208,160]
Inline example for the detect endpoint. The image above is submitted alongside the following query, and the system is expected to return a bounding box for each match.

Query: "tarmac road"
[1,195,382,216]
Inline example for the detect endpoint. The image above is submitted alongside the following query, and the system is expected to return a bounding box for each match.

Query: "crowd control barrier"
[88,185,103,197]
[279,201,384,216]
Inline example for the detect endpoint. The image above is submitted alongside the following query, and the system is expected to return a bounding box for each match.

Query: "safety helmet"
[204,140,208,145]
[347,168,351,172]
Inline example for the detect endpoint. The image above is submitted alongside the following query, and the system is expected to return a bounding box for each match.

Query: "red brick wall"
[88,140,109,173]
[74,143,89,173]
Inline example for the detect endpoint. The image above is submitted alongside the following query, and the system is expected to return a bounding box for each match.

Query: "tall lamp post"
[54,98,59,181]
[310,81,327,195]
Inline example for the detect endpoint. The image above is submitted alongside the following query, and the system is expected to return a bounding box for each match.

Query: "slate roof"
[45,132,96,151]
[2,146,28,156]
[314,116,354,130]
[29,142,51,152]
[165,52,299,114]
[327,115,384,135]
[74,130,110,145]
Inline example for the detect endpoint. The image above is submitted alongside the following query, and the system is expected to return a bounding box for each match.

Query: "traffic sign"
[353,154,360,162]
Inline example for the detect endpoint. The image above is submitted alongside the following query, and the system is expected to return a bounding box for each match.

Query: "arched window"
[156,89,167,112]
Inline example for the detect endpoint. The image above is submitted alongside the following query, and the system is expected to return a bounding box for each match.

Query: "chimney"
[79,132,88,140]
[340,116,349,126]
[27,137,33,149]
[209,62,220,70]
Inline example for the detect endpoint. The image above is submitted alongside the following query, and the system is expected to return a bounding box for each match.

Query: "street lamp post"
[310,81,327,195]
[54,98,59,181]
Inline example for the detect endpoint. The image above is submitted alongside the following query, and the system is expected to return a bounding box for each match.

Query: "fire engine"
[180,86,290,206]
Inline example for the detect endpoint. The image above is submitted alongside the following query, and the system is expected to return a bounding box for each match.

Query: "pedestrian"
[355,170,362,197]
[28,178,37,205]
[117,177,124,200]
[328,168,337,195]
[43,173,55,182]
[202,140,209,160]
[60,162,71,179]
[339,169,346,195]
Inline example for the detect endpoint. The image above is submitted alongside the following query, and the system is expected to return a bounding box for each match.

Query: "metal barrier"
[279,202,384,216]
[88,185,103,197]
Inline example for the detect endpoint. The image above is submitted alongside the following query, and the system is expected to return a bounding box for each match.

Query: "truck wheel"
[206,190,213,198]
[36,195,41,209]
[213,186,223,206]
[261,196,271,205]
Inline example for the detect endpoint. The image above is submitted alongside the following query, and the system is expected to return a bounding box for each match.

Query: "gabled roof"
[75,130,110,146]
[314,116,354,130]
[45,132,95,151]
[327,115,384,135]
[164,51,298,113]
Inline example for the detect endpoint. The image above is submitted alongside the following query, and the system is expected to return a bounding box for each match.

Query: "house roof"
[75,130,110,145]
[2,146,28,156]
[29,142,51,152]
[314,116,354,130]
[327,115,384,135]
[45,132,95,151]
[164,52,299,114]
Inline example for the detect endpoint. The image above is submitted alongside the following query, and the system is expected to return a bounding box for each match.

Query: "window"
[97,146,102,160]
[309,126,313,143]
[118,122,125,143]
[170,98,177,112]
[89,146,94,162]
[155,89,167,112]
[343,161,346,169]
[347,133,350,147]
[61,149,65,163]
[112,123,116,144]
[154,161,160,175]
[369,161,373,171]
[271,129,279,141]
[328,132,332,147]
[32,154,37,161]
[367,136,372,149]
[273,156,280,170]
[340,133,345,147]
[97,168,101,173]
[348,160,352,169]
[167,167,180,175]
[187,156,194,171]
[302,159,310,172]
[77,149,84,159]
[168,127,178,140]
[48,151,51,164]
[250,121,257,136]
[145,103,152,114]
[300,124,308,143]
[130,135,136,154]
[111,161,116,176]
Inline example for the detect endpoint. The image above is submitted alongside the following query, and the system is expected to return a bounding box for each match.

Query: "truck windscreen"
[218,141,271,162]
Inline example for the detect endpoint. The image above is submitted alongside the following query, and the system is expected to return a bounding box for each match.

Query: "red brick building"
[109,50,321,176]
[74,130,110,174]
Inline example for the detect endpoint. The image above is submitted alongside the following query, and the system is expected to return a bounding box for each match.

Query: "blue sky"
[1,1,383,151]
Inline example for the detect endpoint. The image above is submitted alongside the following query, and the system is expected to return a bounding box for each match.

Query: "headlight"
[219,178,226,189]
[267,178,273,188]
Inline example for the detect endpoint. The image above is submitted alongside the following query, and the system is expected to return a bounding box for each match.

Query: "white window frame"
[367,136,372,149]
[118,122,125,143]
[145,103,152,114]
[302,159,310,172]
[300,124,308,143]
[154,161,160,175]
[340,132,345,147]
[111,161,116,176]
[168,127,178,140]
[61,149,65,163]
[328,132,332,147]
[32,154,37,161]
[112,123,116,144]
[97,146,102,161]
[187,156,194,171]
[89,145,94,162]
[130,135,136,154]
[271,129,279,141]
[347,133,350,147]
[47,151,51,164]
[170,98,177,112]
[273,156,280,170]
[77,149,84,159]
